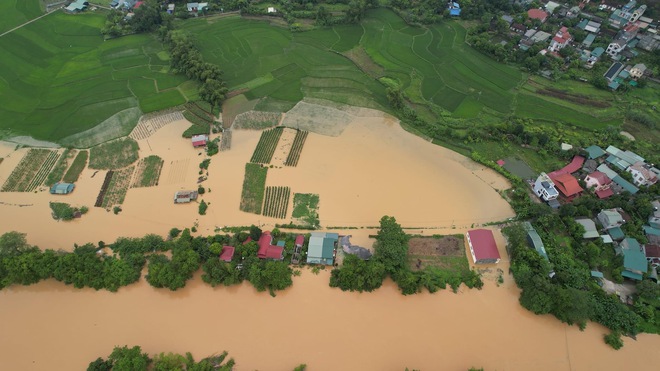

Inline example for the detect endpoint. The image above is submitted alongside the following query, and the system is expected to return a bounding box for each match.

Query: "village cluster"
[528,144,659,282]
[502,0,658,88]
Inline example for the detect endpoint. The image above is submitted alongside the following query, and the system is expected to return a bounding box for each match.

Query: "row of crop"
[239,163,268,214]
[95,171,114,207]
[182,111,211,138]
[131,156,164,188]
[63,150,88,183]
[262,186,290,219]
[26,151,61,192]
[185,102,213,121]
[44,149,75,187]
[250,127,283,164]
[101,166,135,208]
[284,130,308,167]
[1,149,52,192]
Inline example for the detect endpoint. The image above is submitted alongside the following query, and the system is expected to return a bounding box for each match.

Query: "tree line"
[0,228,294,296]
[330,216,483,294]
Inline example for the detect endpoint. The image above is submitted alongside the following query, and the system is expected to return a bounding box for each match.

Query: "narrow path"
[0,6,63,38]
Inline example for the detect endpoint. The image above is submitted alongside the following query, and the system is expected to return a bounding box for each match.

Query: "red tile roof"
[548,156,585,178]
[645,245,660,258]
[596,188,614,199]
[467,229,500,261]
[528,9,548,22]
[219,246,235,262]
[242,236,252,245]
[588,171,612,186]
[257,231,283,260]
[550,173,583,197]
[295,235,304,246]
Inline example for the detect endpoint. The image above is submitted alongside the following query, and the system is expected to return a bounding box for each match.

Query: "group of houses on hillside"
[503,0,658,86]
[533,144,657,207]
[576,205,660,282]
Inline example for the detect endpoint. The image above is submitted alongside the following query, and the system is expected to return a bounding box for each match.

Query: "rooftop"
[467,229,500,261]
[585,145,606,159]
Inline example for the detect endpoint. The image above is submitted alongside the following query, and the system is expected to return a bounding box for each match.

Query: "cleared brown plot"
[408,235,467,271]
[100,166,135,208]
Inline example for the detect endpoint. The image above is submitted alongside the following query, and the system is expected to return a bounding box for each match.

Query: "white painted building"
[533,173,559,201]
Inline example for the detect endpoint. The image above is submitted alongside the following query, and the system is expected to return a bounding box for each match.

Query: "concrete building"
[466,229,500,264]
[306,232,338,265]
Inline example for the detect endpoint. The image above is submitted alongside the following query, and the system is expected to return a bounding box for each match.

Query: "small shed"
[466,229,500,264]
[219,246,235,262]
[575,218,599,239]
[192,134,208,148]
[174,190,198,203]
[50,183,75,195]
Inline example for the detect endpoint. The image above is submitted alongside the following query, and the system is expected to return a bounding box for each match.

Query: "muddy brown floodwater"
[0,114,658,370]
[1,271,659,371]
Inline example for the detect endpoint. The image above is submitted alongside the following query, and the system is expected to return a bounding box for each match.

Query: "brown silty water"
[1,115,657,370]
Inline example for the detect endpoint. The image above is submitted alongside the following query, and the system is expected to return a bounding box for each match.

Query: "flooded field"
[0,114,513,250]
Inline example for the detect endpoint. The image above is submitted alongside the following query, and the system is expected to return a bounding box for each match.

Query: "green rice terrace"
[0,5,648,149]
[0,9,190,143]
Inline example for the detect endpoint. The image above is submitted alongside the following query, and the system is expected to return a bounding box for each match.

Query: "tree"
[87,357,112,371]
[108,345,151,370]
[316,6,331,26]
[329,254,386,292]
[249,225,262,241]
[636,279,660,301]
[152,352,189,371]
[199,79,228,113]
[131,2,163,33]
[374,216,410,275]
[199,200,208,215]
[386,87,405,110]
[0,231,30,256]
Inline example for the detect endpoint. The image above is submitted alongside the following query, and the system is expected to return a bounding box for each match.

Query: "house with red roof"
[548,156,585,179]
[466,229,500,264]
[192,134,208,148]
[528,9,549,23]
[257,231,284,260]
[550,173,583,200]
[646,244,660,267]
[219,246,235,262]
[549,27,572,52]
[585,171,612,190]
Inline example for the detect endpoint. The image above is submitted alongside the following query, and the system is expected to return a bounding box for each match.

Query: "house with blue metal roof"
[307,232,338,265]
[523,222,548,261]
[619,238,648,280]
[50,183,75,195]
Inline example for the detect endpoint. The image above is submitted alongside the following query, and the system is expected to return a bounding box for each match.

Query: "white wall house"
[533,173,559,201]
[627,162,658,186]
[606,40,626,57]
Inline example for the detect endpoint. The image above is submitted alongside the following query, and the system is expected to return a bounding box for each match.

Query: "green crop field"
[0,7,628,145]
[0,0,43,34]
[0,11,190,142]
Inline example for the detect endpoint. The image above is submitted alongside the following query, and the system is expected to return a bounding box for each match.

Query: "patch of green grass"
[49,202,87,221]
[239,163,268,214]
[0,0,42,34]
[89,138,139,170]
[291,193,320,227]
[0,12,191,142]
[62,150,88,183]
[515,93,620,130]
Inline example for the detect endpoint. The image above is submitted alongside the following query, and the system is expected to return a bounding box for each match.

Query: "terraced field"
[0,0,43,34]
[0,11,189,142]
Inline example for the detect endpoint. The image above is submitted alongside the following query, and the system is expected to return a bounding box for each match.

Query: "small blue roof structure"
[643,225,660,236]
[50,183,75,195]
[449,2,461,16]
[607,226,625,241]
[592,47,605,58]
[590,271,604,278]
[620,237,647,280]
[585,145,606,159]
[307,232,338,265]
[276,240,285,247]
[612,175,639,194]
[65,0,88,12]
[523,222,548,262]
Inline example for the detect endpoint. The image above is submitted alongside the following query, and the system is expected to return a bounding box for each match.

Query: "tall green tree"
[374,216,410,274]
